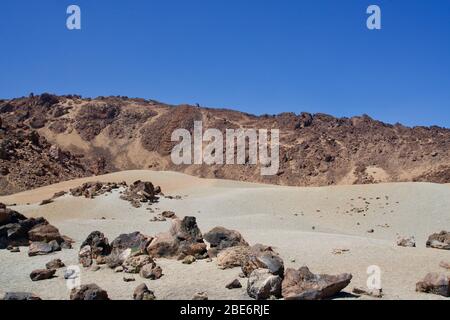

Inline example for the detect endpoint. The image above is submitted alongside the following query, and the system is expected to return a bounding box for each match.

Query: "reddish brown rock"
[281,266,352,300]
[416,273,450,297]
[28,223,63,243]
[147,217,207,259]
[30,269,56,281]
[133,284,156,300]
[70,284,109,300]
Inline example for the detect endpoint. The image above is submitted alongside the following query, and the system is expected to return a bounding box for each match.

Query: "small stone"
[2,292,41,301]
[192,292,208,300]
[46,259,65,270]
[352,287,383,298]
[123,276,136,282]
[114,266,124,273]
[10,247,20,253]
[183,255,196,265]
[133,284,156,300]
[226,279,242,289]
[396,235,416,248]
[30,269,56,281]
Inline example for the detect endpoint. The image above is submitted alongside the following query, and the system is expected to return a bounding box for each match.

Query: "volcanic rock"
[192,292,208,300]
[352,287,383,298]
[140,264,163,280]
[133,284,156,300]
[182,255,196,264]
[241,246,284,277]
[28,241,55,257]
[247,269,282,300]
[226,279,242,289]
[396,235,416,248]
[281,266,352,300]
[2,292,41,300]
[426,231,450,250]
[120,180,161,208]
[416,273,450,297]
[147,216,207,259]
[30,268,56,281]
[204,226,249,255]
[122,254,155,273]
[70,284,109,300]
[217,246,252,269]
[79,231,111,266]
[28,223,63,243]
[46,258,65,270]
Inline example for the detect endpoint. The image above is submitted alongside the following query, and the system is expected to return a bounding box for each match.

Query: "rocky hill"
[0,93,449,195]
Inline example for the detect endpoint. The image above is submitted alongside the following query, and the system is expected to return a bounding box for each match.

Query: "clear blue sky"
[1,0,449,127]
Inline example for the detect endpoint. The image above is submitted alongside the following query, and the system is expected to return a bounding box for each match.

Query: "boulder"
[147,217,207,259]
[133,284,156,300]
[147,232,179,257]
[140,265,163,280]
[217,246,252,269]
[170,216,203,242]
[110,232,151,255]
[204,227,248,252]
[0,213,50,248]
[123,254,155,273]
[106,248,132,269]
[81,231,111,257]
[28,241,55,256]
[396,235,416,248]
[242,246,284,277]
[79,245,93,267]
[247,269,282,300]
[28,224,63,243]
[281,266,352,300]
[30,269,56,281]
[2,292,41,300]
[70,284,109,300]
[46,259,65,270]
[426,231,450,250]
[120,180,161,207]
[416,273,450,297]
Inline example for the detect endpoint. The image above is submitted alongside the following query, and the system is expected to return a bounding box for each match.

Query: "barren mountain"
[0,93,449,195]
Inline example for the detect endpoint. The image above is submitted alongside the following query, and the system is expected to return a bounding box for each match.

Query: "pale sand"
[1,170,449,300]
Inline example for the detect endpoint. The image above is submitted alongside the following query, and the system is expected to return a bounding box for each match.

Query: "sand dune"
[1,170,449,300]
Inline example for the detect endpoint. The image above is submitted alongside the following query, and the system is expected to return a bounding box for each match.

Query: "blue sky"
[0,0,449,127]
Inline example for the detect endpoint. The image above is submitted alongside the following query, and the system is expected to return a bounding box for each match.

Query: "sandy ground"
[0,170,449,300]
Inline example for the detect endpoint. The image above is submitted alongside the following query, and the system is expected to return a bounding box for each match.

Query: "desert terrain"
[1,170,449,300]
